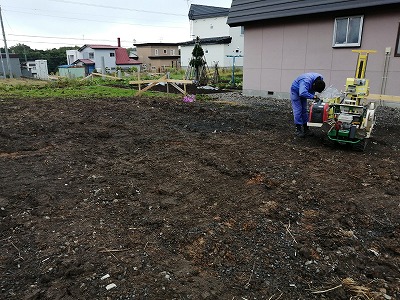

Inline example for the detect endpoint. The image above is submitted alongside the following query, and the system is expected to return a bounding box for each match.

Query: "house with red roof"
[65,38,141,76]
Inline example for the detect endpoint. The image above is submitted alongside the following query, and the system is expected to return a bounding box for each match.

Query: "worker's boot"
[303,124,314,137]
[295,124,305,138]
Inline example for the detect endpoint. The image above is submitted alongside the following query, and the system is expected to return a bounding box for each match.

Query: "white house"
[25,60,49,80]
[180,4,244,69]
[66,38,141,75]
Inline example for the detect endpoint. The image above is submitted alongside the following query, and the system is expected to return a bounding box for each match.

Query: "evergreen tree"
[188,37,208,84]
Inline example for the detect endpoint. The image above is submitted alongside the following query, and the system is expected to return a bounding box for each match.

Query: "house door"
[88,65,95,75]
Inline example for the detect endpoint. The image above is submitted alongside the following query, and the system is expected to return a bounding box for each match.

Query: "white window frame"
[155,49,159,55]
[395,23,400,57]
[333,15,364,47]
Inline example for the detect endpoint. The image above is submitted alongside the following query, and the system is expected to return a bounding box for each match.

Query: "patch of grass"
[0,76,240,102]
[0,78,48,87]
[0,78,186,100]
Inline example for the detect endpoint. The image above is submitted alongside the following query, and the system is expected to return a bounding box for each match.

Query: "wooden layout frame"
[129,75,193,96]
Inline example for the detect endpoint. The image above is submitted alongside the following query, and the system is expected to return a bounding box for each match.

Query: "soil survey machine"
[308,50,377,150]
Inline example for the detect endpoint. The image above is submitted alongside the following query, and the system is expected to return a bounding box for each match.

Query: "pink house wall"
[243,10,400,97]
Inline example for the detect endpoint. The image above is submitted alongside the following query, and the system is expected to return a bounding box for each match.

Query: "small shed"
[72,59,96,76]
[35,60,49,80]
[58,65,86,78]
[0,54,22,78]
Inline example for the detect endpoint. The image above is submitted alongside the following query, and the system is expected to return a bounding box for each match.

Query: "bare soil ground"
[0,93,399,300]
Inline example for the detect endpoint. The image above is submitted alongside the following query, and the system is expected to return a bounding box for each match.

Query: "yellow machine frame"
[309,50,377,150]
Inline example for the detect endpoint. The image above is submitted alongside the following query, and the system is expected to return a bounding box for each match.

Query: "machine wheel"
[353,139,368,152]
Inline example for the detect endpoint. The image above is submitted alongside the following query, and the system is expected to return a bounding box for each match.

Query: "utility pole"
[0,48,6,78]
[0,5,13,78]
[23,46,27,63]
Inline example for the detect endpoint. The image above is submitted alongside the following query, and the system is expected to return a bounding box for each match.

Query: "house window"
[163,49,167,54]
[170,49,175,55]
[68,55,75,64]
[333,16,364,47]
[241,26,244,35]
[110,53,115,57]
[155,49,159,55]
[395,23,400,57]
[89,52,94,59]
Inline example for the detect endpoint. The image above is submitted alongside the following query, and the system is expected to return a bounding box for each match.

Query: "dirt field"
[0,93,399,300]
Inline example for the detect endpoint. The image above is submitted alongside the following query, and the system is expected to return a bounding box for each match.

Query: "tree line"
[1,44,79,74]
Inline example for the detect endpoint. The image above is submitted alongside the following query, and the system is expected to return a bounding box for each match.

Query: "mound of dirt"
[0,94,399,299]
[143,83,236,95]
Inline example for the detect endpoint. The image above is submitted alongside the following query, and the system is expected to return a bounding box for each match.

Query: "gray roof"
[134,42,179,47]
[188,4,230,20]
[227,0,400,26]
[179,36,232,46]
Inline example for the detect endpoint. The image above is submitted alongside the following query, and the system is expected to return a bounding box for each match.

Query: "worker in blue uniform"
[290,73,325,137]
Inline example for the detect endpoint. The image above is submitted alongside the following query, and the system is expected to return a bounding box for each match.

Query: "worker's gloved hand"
[313,96,321,104]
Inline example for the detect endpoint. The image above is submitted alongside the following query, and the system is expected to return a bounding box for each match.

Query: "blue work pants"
[290,92,309,125]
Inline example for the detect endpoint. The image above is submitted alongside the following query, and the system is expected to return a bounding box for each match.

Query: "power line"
[6,37,179,47]
[4,9,187,29]
[3,5,187,25]
[8,34,132,43]
[1,2,191,50]
[7,39,144,48]
[8,33,139,46]
[48,0,187,17]
[7,39,82,47]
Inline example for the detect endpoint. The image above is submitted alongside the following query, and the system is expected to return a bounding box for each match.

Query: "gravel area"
[206,91,291,107]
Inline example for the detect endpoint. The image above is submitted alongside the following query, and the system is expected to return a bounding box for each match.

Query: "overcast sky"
[1,0,232,50]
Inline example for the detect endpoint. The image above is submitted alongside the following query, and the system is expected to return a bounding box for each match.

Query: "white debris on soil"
[100,274,110,280]
[105,283,116,290]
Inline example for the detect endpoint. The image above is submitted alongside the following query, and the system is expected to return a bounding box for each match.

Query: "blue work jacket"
[291,73,323,99]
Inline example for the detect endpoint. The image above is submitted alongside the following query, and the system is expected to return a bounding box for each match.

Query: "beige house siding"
[243,9,400,97]
[136,44,180,72]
